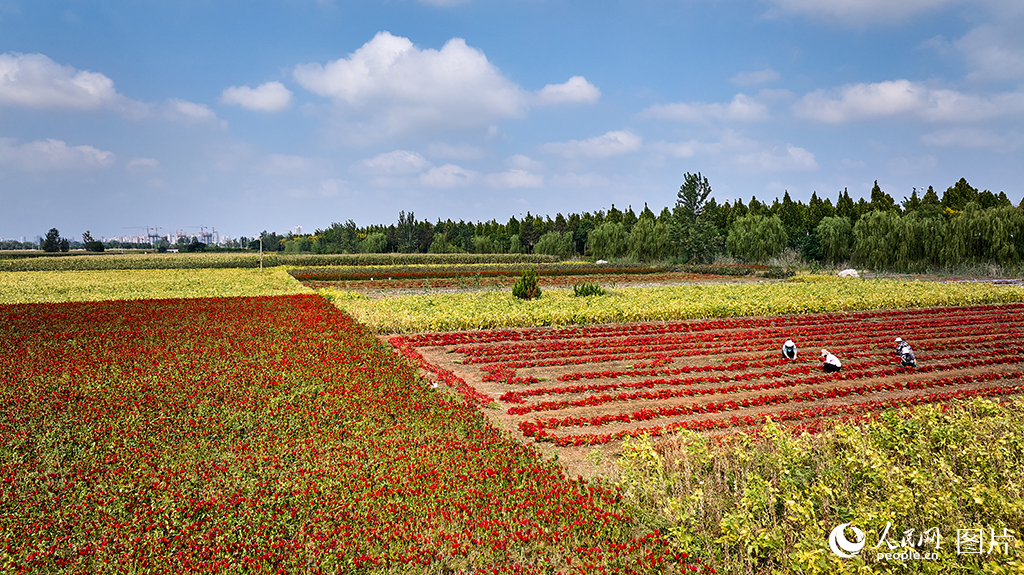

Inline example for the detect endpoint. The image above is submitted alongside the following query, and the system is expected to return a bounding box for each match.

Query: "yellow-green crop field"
[0,266,310,304]
[323,276,1024,332]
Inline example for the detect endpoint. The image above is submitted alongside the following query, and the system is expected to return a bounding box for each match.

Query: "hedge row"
[0,252,561,272]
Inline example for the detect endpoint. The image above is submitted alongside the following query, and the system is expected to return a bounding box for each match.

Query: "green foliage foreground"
[615,399,1024,574]
[324,276,1024,333]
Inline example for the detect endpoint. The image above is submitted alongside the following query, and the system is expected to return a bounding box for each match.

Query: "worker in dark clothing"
[894,337,917,367]
[821,349,842,373]
[782,339,797,360]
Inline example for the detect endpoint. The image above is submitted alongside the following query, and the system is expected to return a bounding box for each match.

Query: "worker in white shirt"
[894,337,917,368]
[782,339,797,360]
[821,349,842,373]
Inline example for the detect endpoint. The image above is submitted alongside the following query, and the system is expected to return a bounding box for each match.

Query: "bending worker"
[782,339,798,360]
[821,349,842,373]
[894,337,917,368]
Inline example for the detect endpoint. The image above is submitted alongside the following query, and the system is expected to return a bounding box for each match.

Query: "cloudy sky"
[2,0,1023,240]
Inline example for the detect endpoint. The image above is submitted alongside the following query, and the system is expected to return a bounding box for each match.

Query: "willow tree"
[815,216,854,263]
[726,213,787,263]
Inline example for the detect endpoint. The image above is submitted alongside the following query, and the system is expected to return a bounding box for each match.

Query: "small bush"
[512,267,541,300]
[760,265,795,279]
[573,282,606,297]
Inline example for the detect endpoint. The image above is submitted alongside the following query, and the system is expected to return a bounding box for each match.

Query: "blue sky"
[2,0,1023,241]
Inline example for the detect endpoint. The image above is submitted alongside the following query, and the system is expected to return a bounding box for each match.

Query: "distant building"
[292,225,302,236]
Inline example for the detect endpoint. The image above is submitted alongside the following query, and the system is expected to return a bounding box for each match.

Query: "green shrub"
[759,265,795,279]
[572,282,606,297]
[512,267,541,300]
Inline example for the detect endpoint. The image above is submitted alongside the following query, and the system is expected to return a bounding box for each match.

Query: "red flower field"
[393,303,1024,453]
[0,295,707,574]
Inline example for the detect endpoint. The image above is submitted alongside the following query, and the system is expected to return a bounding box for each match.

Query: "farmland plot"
[393,303,1024,472]
[0,295,707,574]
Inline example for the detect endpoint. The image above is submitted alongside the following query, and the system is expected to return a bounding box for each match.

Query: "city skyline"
[2,0,1023,240]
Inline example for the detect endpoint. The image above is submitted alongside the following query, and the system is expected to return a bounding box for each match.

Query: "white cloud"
[793,80,1024,123]
[734,144,818,172]
[0,137,115,171]
[535,76,600,105]
[542,130,643,158]
[731,68,781,86]
[0,52,123,111]
[221,81,293,113]
[506,154,542,170]
[261,154,315,176]
[921,128,1024,150]
[551,172,611,188]
[650,130,816,173]
[162,99,224,126]
[641,93,769,123]
[126,157,160,172]
[419,163,477,187]
[358,150,431,175]
[426,142,485,160]
[293,31,527,136]
[766,0,963,25]
[956,24,1024,82]
[485,169,543,188]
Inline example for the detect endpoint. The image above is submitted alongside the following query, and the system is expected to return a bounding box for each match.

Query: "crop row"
[404,300,1024,348]
[499,340,1024,405]
[0,267,311,304]
[333,278,1024,333]
[291,263,664,282]
[0,295,708,573]
[531,384,1024,446]
[519,370,1024,438]
[0,252,559,272]
[506,351,1022,415]
[456,306,1021,364]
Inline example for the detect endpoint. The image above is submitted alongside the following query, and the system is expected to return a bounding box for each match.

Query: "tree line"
[269,175,1021,272]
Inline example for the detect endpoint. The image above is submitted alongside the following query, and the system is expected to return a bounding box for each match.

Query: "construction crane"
[123,226,163,246]
[182,225,215,245]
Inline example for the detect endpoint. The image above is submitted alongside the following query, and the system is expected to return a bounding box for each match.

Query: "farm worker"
[821,349,842,373]
[894,337,917,368]
[782,339,797,360]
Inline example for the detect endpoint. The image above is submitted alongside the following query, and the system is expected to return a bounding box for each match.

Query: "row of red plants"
[499,342,1024,405]
[0,296,709,573]
[405,302,1024,349]
[460,316,1022,366]
[503,349,1023,414]
[529,383,1024,446]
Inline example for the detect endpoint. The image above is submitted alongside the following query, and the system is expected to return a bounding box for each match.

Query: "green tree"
[428,233,454,253]
[41,228,62,252]
[472,235,495,254]
[942,178,979,212]
[815,216,854,263]
[358,232,387,253]
[81,230,104,252]
[534,231,573,258]
[671,172,720,262]
[852,210,900,270]
[509,234,525,254]
[869,180,899,212]
[587,221,628,260]
[627,217,670,262]
[726,213,787,263]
